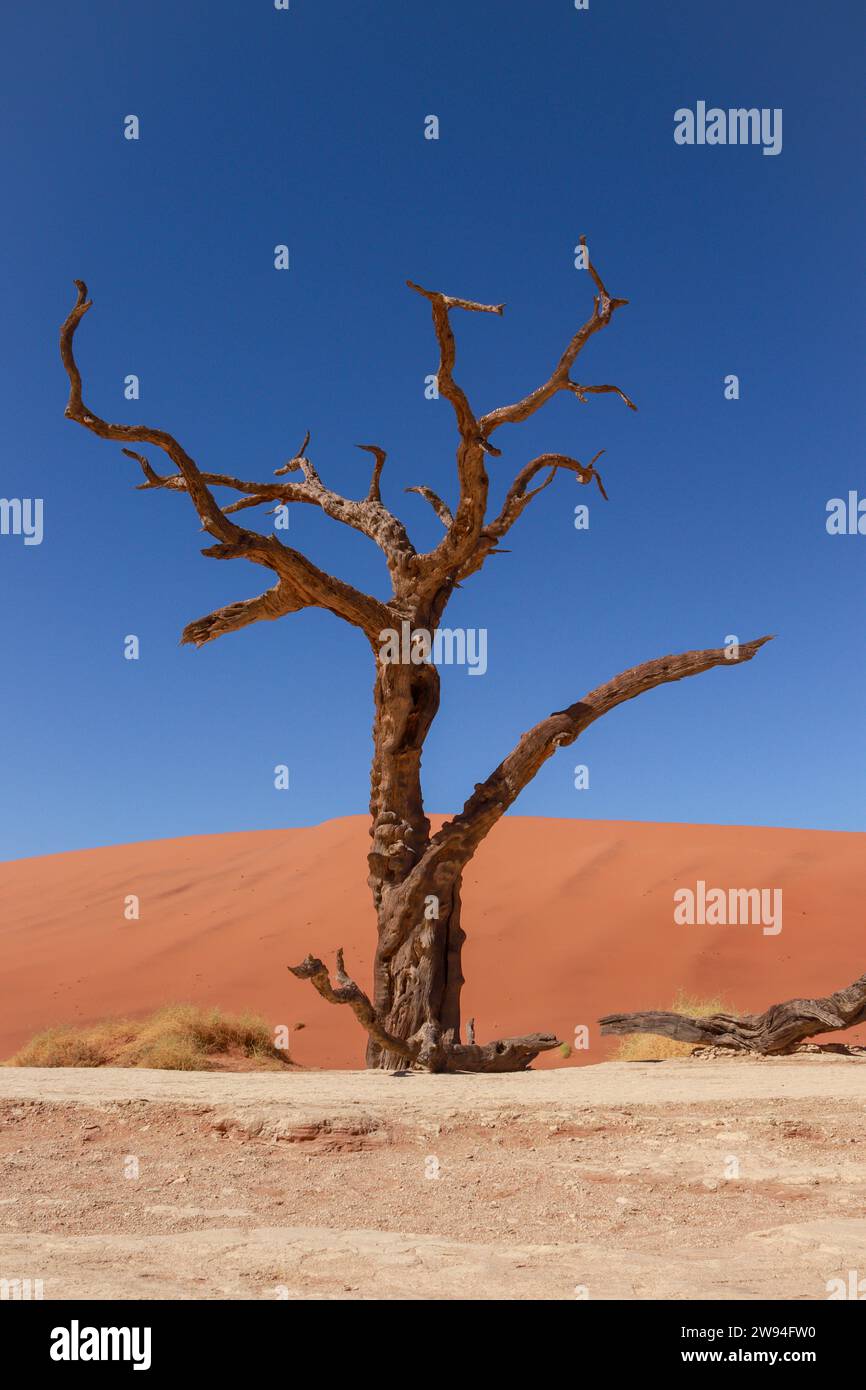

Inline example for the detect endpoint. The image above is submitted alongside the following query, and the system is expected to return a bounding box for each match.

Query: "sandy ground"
[2,1057,866,1300]
[1,815,864,1066]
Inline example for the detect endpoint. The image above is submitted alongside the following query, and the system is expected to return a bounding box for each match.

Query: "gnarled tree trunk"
[364,647,454,1069]
[366,880,465,1071]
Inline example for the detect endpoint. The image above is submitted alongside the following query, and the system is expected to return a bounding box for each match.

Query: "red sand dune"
[0,816,863,1067]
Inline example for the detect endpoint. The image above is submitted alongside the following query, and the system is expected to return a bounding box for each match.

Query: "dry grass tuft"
[6,1004,293,1071]
[613,992,732,1062]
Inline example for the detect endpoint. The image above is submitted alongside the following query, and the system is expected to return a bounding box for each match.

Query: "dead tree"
[601,972,866,1055]
[60,240,771,1072]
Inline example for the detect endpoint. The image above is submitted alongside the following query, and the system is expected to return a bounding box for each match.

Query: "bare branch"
[567,382,637,412]
[273,433,318,480]
[356,443,387,502]
[61,281,248,545]
[405,485,454,528]
[406,282,505,317]
[123,447,169,488]
[181,580,304,647]
[493,448,606,530]
[406,279,508,583]
[454,451,606,582]
[406,279,502,454]
[416,636,774,876]
[289,950,418,1060]
[127,434,414,570]
[132,446,414,564]
[479,237,630,438]
[61,282,402,642]
[220,494,279,516]
[407,242,631,594]
[273,430,311,475]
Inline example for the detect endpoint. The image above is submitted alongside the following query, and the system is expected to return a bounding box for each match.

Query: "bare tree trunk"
[364,653,470,1069]
[365,901,450,1070]
[366,877,466,1070]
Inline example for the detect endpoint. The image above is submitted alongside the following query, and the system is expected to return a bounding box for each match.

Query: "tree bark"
[600,972,866,1055]
[365,673,471,1068]
[366,878,466,1070]
[365,654,443,1069]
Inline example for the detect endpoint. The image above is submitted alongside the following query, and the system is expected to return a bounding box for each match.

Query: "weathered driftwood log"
[600,972,866,1055]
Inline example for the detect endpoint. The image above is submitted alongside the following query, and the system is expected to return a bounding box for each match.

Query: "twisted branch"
[288,950,416,1059]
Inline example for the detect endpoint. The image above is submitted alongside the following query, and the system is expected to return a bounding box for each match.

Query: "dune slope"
[0,815,862,1066]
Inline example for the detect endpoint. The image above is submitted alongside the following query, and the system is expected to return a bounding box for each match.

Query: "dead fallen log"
[599,971,866,1055]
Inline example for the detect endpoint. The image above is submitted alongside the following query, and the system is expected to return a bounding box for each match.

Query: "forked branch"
[406,279,503,452]
[60,281,399,643]
[478,236,631,439]
[288,951,416,1059]
[288,951,561,1071]
[408,238,634,589]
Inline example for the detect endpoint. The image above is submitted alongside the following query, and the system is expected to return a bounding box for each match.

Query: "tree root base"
[289,951,560,1072]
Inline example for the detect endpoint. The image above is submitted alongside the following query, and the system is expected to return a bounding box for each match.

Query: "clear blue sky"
[1,0,863,859]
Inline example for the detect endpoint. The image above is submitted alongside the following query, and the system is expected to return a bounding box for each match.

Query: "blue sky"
[0,0,863,859]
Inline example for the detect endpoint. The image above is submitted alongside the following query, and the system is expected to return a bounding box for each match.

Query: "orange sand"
[1,816,862,1066]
